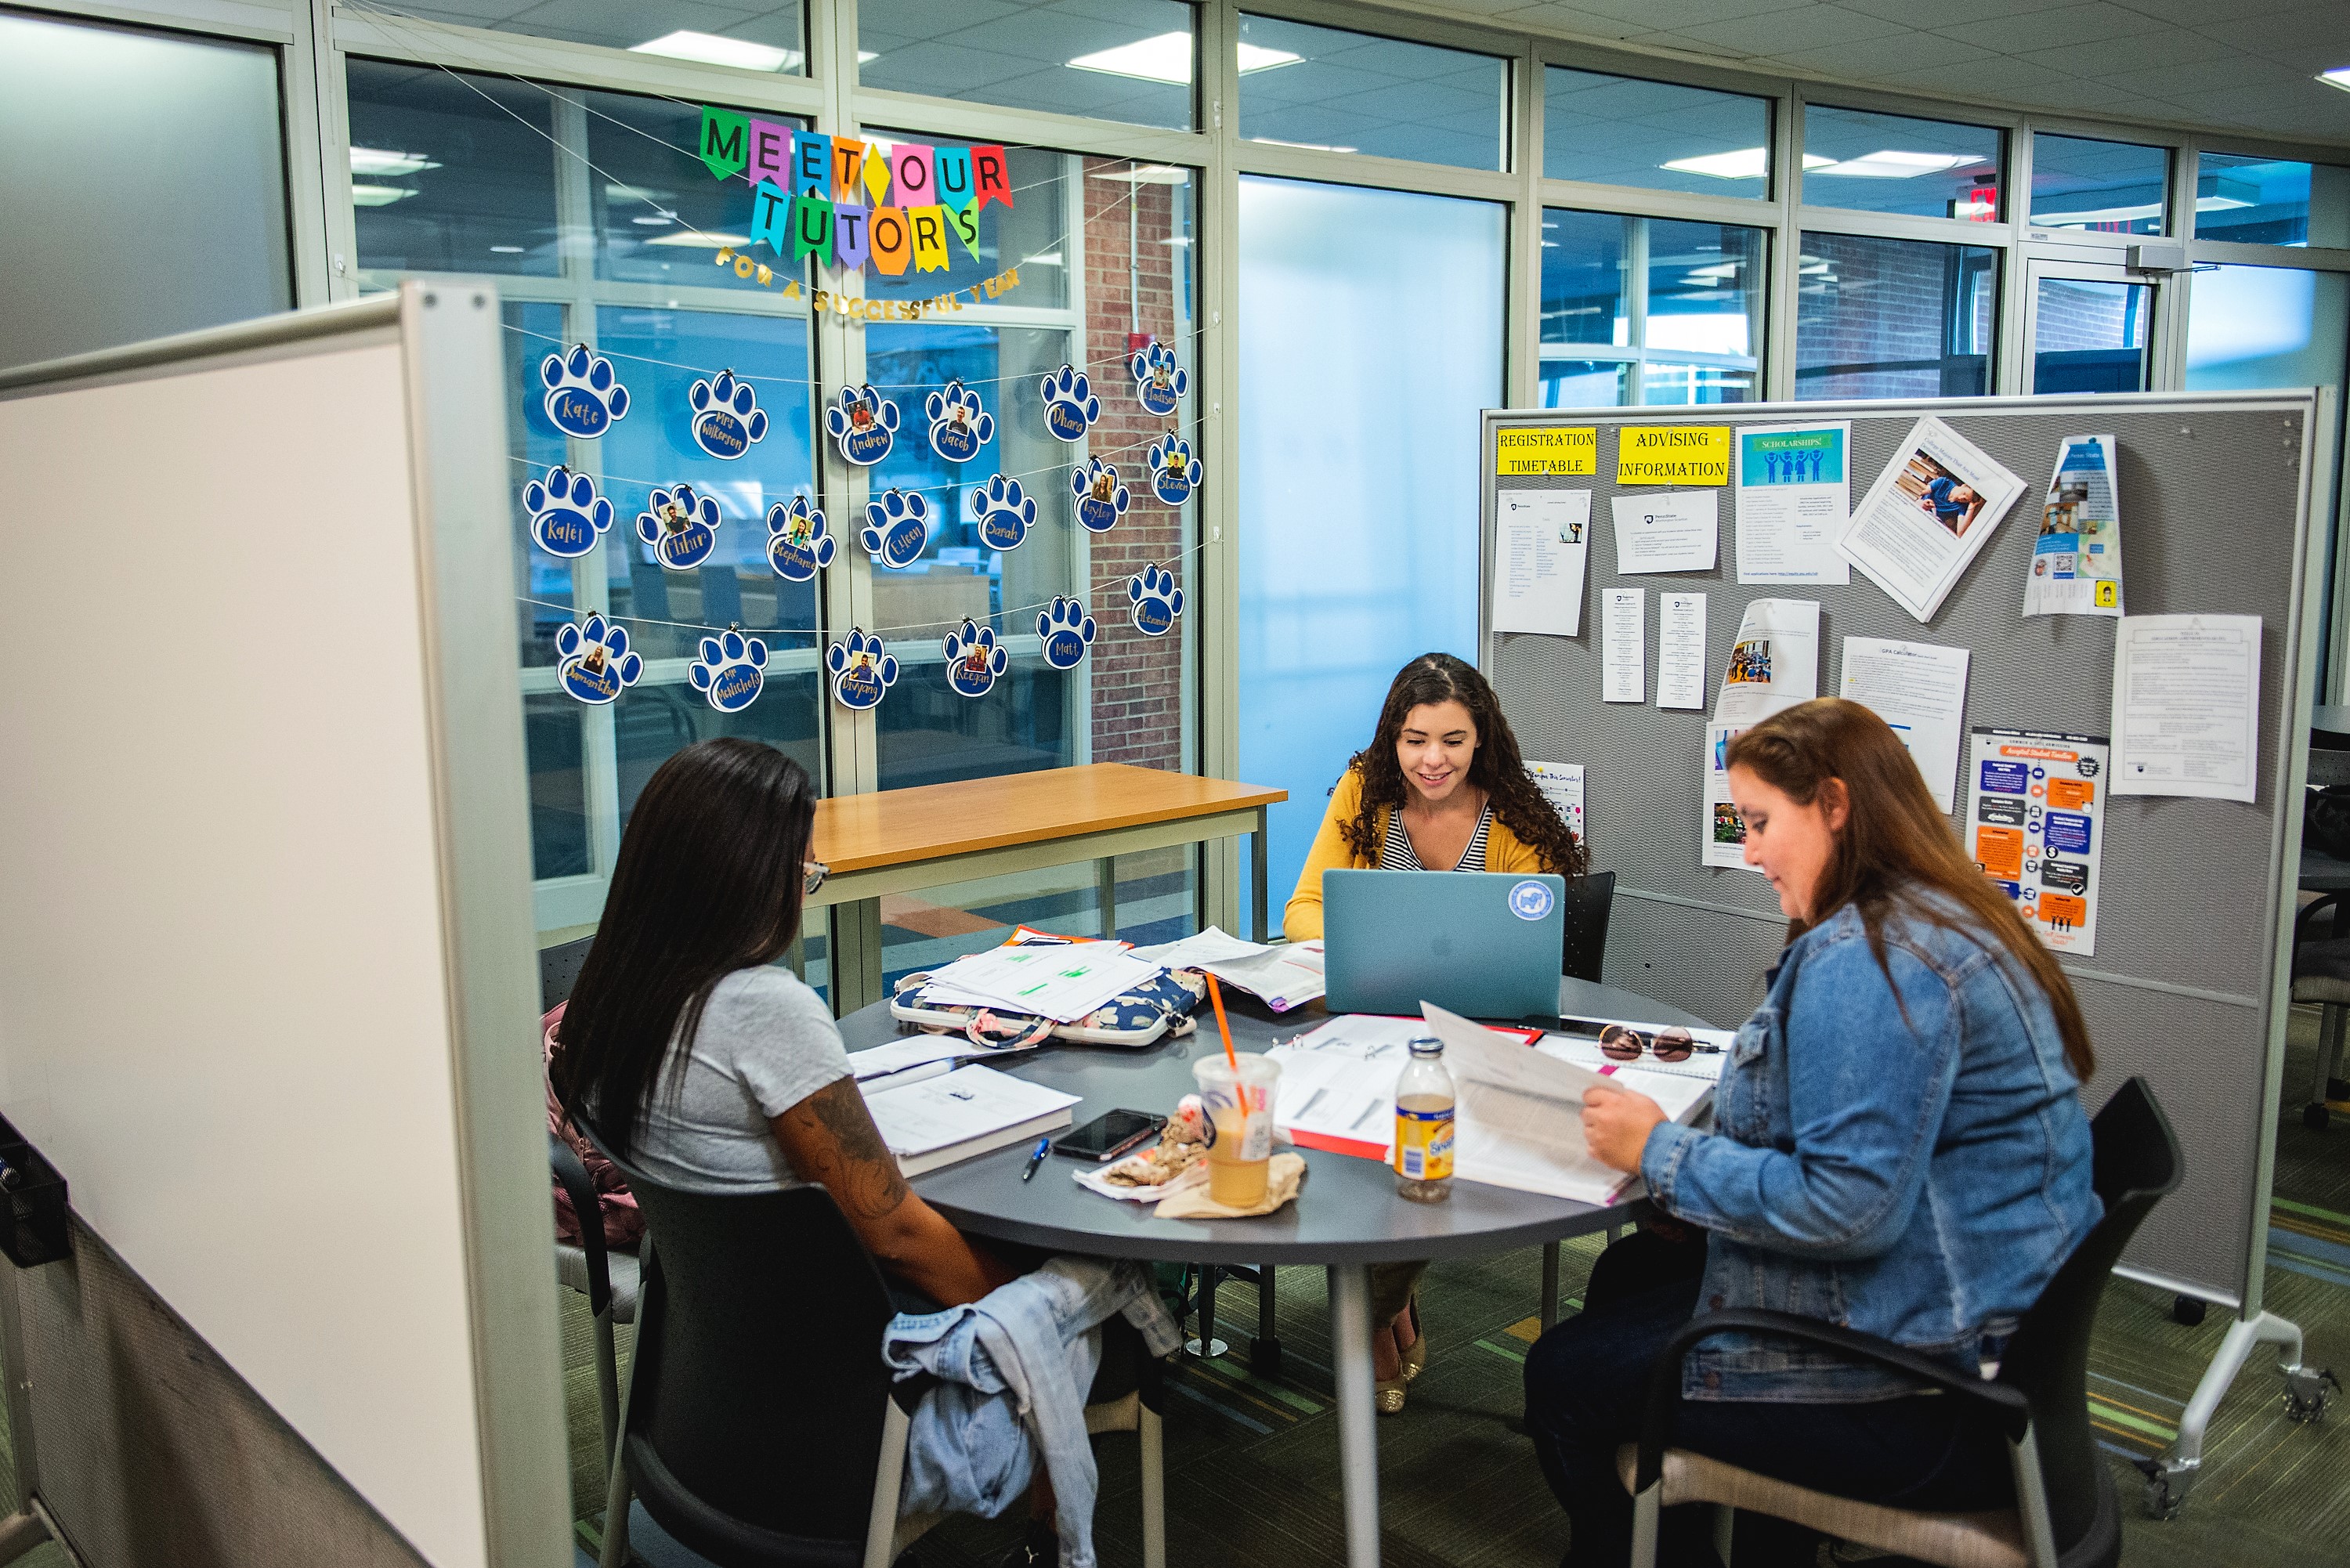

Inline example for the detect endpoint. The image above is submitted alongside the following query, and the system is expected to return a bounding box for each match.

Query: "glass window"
[2185,265,2350,392]
[1802,105,2001,221]
[1540,211,1764,408]
[1239,175,1502,936]
[1796,233,1998,400]
[347,60,559,277]
[1542,67,1773,197]
[1238,15,1508,172]
[391,2,805,71]
[2030,277,2150,394]
[2030,134,2167,236]
[0,11,291,370]
[859,0,1193,132]
[583,89,804,286]
[2196,154,2350,247]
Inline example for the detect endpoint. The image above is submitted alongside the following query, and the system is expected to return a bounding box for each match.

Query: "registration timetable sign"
[1965,728,2107,956]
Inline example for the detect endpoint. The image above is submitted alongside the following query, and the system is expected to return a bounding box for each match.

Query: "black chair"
[1561,871,1617,985]
[593,1154,1167,1568]
[541,934,596,1012]
[1622,1075,2182,1568]
[2290,892,2350,1129]
[551,1134,640,1465]
[1185,1262,1282,1374]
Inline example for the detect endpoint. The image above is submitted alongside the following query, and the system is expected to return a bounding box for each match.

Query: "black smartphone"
[1053,1109,1166,1163]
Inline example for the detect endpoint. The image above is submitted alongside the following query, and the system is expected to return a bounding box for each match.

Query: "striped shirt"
[1379,800,1495,872]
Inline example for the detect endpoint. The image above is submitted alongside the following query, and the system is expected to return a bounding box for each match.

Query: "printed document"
[1705,598,1820,867]
[2023,435,2124,618]
[1492,489,1590,637]
[1610,492,1719,574]
[862,1067,1079,1176]
[2110,615,2262,803]
[1528,761,1585,842]
[1657,592,1708,710]
[1130,927,1325,1012]
[1965,729,2108,955]
[1603,588,1646,703]
[1267,1013,1536,1160]
[919,943,1161,1022]
[1735,421,1851,584]
[1838,416,2026,623]
[1839,637,1972,812]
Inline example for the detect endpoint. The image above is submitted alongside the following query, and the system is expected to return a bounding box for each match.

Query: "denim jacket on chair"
[1641,891,2102,1403]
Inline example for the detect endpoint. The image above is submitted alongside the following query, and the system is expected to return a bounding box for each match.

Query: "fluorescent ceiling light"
[1813,150,1986,179]
[606,183,674,203]
[1021,252,1065,267]
[1088,164,1192,185]
[2037,201,2162,227]
[349,146,439,176]
[859,51,879,63]
[2194,193,2254,211]
[2320,67,2350,92]
[630,31,801,72]
[632,215,675,226]
[490,245,524,254]
[1065,31,1296,85]
[1661,148,1835,179]
[349,183,415,207]
[1249,136,1358,154]
[644,230,749,248]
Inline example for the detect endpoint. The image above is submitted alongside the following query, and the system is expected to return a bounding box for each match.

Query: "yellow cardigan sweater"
[1282,767,1549,941]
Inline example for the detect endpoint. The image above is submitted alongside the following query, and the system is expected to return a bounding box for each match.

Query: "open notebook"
[860,1064,1079,1178]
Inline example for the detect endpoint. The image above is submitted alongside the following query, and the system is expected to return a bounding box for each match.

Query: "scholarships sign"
[1616,426,1730,486]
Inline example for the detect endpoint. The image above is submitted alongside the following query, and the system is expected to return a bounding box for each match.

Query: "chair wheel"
[2330,1077,2350,1100]
[2172,1295,2207,1327]
[2305,1104,2332,1132]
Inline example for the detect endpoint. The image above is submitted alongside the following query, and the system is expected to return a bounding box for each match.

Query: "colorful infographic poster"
[2023,435,2124,618]
[1965,728,2108,956]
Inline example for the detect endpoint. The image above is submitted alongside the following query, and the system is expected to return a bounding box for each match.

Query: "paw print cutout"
[942,619,1008,699]
[826,385,901,467]
[827,628,899,710]
[637,483,721,570]
[689,370,768,460]
[1146,435,1202,508]
[690,628,768,714]
[540,343,630,438]
[861,489,931,569]
[924,379,995,464]
[1130,341,1189,417]
[525,464,614,558]
[1127,564,1185,638]
[1036,596,1097,670]
[1038,364,1100,442]
[1070,458,1130,534]
[971,475,1036,552]
[555,615,642,705]
[765,495,835,582]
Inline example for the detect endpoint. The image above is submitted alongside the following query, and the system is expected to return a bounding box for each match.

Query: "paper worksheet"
[1603,589,1646,703]
[1528,760,1585,843]
[2023,435,2124,618]
[919,942,1161,1021]
[1491,488,1591,637]
[1839,637,1972,812]
[1266,1013,1535,1159]
[1657,592,1708,710]
[1965,729,2108,955]
[1735,421,1850,584]
[1610,492,1719,575]
[2109,615,2263,803]
[1838,416,2026,623]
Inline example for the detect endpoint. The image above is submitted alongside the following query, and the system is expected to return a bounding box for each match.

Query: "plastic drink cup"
[1192,1053,1281,1207]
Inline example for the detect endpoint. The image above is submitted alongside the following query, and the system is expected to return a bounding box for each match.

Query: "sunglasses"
[1595,1023,1705,1064]
[804,859,830,897]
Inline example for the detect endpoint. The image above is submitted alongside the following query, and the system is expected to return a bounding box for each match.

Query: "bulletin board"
[1481,390,2332,1313]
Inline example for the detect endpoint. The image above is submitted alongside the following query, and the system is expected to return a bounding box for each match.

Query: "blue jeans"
[1523,1239,2014,1567]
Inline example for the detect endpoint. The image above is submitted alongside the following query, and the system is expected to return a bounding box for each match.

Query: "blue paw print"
[765,495,835,582]
[1130,342,1188,417]
[1038,363,1100,442]
[1146,436,1202,507]
[1127,564,1185,638]
[1037,596,1097,670]
[540,343,630,438]
[924,379,994,464]
[689,370,768,460]
[826,385,900,467]
[942,618,1007,699]
[1070,458,1130,534]
[525,464,614,558]
[555,615,642,705]
[689,628,767,714]
[827,628,899,710]
[971,475,1036,552]
[861,488,930,569]
[637,482,721,570]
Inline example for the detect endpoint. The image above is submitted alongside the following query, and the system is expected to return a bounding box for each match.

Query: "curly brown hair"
[1339,653,1586,879]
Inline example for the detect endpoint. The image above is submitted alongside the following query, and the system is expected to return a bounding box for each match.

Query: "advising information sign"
[1965,728,2107,956]
[1616,426,1730,486]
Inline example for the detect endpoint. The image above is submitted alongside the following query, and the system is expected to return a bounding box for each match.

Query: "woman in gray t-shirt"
[551,739,1010,1308]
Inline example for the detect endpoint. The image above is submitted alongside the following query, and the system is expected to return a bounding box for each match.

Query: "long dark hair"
[1340,652,1585,878]
[551,739,818,1155]
[1725,698,2094,1081]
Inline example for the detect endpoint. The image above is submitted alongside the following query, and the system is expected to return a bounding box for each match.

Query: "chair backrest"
[613,1155,898,1566]
[539,934,595,1010]
[1560,871,1616,983]
[2000,1077,2182,1552]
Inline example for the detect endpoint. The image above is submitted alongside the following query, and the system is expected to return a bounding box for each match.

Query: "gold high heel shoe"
[1400,1299,1426,1383]
[1376,1377,1407,1414]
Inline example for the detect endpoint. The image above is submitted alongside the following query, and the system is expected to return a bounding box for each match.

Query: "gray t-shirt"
[624,966,851,1194]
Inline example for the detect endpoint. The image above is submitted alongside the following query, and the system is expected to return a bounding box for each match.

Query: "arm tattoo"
[787,1076,912,1221]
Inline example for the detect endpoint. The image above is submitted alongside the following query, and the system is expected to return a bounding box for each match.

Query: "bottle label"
[1394,1104,1455,1181]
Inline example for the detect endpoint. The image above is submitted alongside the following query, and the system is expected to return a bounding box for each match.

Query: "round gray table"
[840,976,1713,1568]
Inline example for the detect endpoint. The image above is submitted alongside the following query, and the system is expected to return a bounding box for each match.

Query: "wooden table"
[806,764,1285,1011]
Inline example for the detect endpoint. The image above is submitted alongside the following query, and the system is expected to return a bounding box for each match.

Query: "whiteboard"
[0,291,566,1566]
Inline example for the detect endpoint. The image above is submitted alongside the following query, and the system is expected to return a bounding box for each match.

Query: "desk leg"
[1253,808,1270,943]
[1328,1263,1382,1568]
[1098,857,1118,941]
[1540,1241,1561,1328]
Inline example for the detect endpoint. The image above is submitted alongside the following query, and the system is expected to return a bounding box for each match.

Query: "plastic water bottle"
[1394,1037,1455,1203]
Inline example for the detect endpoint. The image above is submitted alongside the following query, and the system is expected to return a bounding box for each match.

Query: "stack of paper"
[1132,927,1328,1013]
[860,1065,1079,1177]
[916,942,1162,1023]
[848,1033,1043,1083]
[1266,1013,1539,1160]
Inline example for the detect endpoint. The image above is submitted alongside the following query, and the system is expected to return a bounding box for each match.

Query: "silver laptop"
[1321,869,1564,1021]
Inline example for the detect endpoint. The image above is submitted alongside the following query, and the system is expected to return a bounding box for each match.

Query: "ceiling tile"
[1759,31,1994,79]
[1952,2,2169,52]
[1492,2,1650,35]
[2095,54,2314,97]
[1838,0,2047,21]
[1657,4,1911,57]
[1548,0,1815,27]
[2016,33,2244,78]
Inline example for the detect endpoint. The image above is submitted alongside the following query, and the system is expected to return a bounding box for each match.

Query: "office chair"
[1184,1263,1282,1374]
[551,1133,640,1461]
[1560,871,1618,985]
[1620,1076,2182,1568]
[2290,892,2350,1129]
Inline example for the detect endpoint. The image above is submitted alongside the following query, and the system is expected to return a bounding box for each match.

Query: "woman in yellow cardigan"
[1285,652,1585,1411]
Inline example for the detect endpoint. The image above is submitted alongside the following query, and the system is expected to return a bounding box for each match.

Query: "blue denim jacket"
[1642,893,2101,1403]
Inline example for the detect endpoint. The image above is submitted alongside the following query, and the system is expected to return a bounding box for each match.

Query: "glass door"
[2023,258,2156,395]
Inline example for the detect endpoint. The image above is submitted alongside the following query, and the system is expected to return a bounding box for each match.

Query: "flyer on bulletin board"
[1965,728,2107,955]
[2023,435,2124,618]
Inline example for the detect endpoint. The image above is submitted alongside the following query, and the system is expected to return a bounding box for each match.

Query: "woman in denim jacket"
[1523,699,2101,1566]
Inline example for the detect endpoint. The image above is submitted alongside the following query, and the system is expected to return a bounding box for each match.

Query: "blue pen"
[1020,1136,1052,1182]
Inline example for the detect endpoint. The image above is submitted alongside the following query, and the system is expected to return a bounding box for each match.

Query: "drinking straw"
[1206,972,1239,1072]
